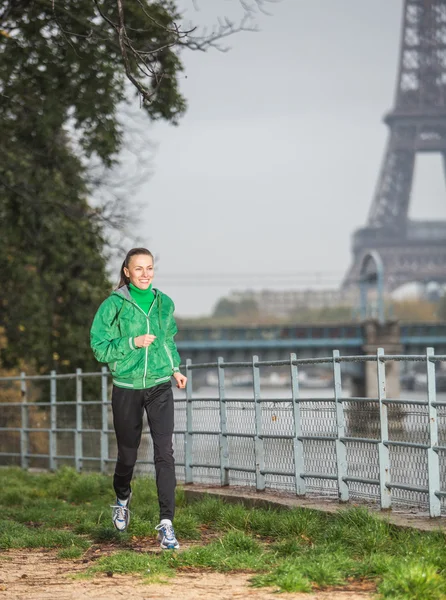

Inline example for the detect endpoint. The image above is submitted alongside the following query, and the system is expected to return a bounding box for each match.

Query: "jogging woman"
[90,247,186,550]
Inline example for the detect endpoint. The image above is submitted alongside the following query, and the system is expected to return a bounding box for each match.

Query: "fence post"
[101,366,109,474]
[20,372,29,470]
[333,350,349,502]
[253,355,265,491]
[75,368,83,472]
[217,357,229,486]
[49,370,57,471]
[377,348,391,510]
[426,347,441,517]
[290,353,305,495]
[185,359,193,484]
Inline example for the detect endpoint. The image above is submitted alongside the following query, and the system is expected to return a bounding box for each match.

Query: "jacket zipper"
[144,301,155,387]
[131,300,155,388]
[164,342,174,370]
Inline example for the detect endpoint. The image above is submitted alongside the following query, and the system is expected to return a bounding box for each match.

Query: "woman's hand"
[134,334,156,348]
[173,372,187,389]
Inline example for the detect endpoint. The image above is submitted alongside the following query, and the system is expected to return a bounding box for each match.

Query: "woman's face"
[124,254,154,290]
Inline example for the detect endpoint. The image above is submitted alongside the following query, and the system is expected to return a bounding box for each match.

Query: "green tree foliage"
[0,1,265,373]
[213,299,238,319]
[213,297,259,321]
[0,1,190,373]
[0,1,186,165]
[0,164,110,372]
[288,305,355,324]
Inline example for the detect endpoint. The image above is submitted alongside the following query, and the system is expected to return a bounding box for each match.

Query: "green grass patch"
[0,519,89,550]
[57,546,85,559]
[251,563,313,593]
[168,531,271,573]
[326,506,395,555]
[190,496,225,525]
[1,468,446,599]
[378,562,446,600]
[172,511,201,540]
[85,550,173,582]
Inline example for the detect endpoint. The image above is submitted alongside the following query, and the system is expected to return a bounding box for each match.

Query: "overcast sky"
[130,0,446,317]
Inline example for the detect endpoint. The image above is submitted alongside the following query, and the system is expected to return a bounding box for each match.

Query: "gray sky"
[132,0,446,317]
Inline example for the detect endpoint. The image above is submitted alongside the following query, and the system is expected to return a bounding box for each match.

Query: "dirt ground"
[0,549,375,600]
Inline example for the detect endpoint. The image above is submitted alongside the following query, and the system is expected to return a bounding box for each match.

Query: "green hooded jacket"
[90,285,181,389]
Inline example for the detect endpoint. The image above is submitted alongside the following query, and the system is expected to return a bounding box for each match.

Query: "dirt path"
[0,550,375,600]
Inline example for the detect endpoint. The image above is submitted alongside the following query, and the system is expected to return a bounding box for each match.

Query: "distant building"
[229,288,357,318]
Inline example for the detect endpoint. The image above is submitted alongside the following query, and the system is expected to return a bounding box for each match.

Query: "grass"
[1,467,446,599]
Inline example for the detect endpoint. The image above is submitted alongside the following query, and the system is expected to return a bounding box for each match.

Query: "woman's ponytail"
[117,260,129,288]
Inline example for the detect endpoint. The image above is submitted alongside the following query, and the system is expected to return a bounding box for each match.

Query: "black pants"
[111,382,176,521]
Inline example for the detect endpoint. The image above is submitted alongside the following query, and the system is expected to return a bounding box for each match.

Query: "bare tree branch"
[179,14,258,53]
[50,0,274,103]
[2,0,278,105]
[107,0,263,102]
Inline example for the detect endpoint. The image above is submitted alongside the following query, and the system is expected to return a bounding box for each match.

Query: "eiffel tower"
[343,0,446,292]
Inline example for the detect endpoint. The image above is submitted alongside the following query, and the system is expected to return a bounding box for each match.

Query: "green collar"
[128,283,154,313]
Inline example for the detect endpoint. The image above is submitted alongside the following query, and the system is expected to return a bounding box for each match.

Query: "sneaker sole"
[160,541,180,550]
[157,533,179,550]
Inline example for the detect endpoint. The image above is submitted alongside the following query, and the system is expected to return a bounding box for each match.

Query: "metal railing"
[0,348,445,517]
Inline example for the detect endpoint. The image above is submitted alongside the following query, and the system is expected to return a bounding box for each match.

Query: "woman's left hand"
[173,372,187,389]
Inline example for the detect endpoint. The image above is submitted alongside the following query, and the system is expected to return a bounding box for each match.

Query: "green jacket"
[90,286,181,389]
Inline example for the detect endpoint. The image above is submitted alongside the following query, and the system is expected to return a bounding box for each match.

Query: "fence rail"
[1,348,446,517]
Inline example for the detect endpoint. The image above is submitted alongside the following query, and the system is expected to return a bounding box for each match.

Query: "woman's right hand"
[134,334,156,348]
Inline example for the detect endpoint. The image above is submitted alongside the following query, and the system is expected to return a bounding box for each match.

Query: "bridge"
[176,321,446,363]
[175,320,446,397]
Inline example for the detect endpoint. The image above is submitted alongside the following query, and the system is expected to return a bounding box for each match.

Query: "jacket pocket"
[147,339,172,377]
[111,352,142,378]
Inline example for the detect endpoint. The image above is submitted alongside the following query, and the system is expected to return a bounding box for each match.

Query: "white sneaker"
[155,520,180,550]
[111,492,132,531]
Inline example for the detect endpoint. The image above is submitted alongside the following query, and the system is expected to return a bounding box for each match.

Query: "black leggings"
[111,382,176,521]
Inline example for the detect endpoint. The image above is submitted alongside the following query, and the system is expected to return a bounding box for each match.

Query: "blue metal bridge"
[175,322,446,362]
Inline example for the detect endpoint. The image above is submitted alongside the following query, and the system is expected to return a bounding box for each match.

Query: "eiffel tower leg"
[367,133,415,230]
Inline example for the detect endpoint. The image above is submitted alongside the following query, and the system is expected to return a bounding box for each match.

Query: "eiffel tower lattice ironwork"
[343,0,446,292]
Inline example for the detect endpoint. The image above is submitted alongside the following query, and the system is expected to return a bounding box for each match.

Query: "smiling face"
[124,254,154,290]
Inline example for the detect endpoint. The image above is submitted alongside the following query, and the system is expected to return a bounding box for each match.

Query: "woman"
[90,247,186,550]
